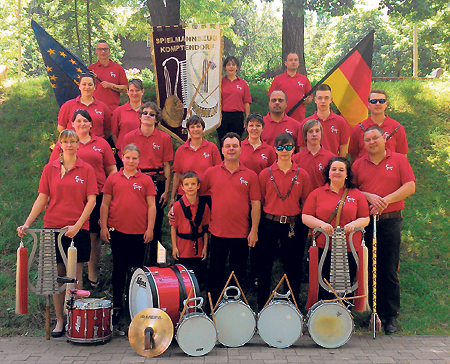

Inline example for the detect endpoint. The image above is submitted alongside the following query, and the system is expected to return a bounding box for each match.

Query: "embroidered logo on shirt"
[133,183,142,190]
[331,126,338,133]
[75,176,84,184]
[384,131,390,139]
[298,81,304,87]
[318,163,324,170]
[153,142,160,150]
[94,109,103,115]
[385,164,393,171]
[240,177,248,186]
[203,152,210,158]
[285,128,293,135]
[346,196,356,203]
[93,146,102,152]
[110,72,116,78]
[261,154,268,161]
[236,85,242,91]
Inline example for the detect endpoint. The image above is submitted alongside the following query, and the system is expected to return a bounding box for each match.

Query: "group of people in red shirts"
[17,46,415,337]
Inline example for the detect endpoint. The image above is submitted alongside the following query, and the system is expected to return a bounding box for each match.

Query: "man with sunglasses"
[89,40,128,113]
[257,133,311,310]
[349,89,408,163]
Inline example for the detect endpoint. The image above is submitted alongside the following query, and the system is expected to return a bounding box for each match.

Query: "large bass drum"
[214,286,256,347]
[307,301,354,348]
[129,264,199,324]
[257,292,303,348]
[176,297,217,356]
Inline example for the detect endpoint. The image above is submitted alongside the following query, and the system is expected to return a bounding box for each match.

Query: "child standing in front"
[170,171,210,287]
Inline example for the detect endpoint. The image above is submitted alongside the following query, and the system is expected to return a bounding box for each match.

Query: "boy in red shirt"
[171,171,210,287]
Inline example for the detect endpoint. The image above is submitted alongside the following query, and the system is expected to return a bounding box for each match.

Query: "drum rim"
[175,314,217,356]
[128,267,158,319]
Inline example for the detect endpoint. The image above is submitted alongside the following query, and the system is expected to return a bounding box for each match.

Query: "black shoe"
[385,316,398,335]
[51,324,66,338]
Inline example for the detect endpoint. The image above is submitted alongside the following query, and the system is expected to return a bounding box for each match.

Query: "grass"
[0,76,449,336]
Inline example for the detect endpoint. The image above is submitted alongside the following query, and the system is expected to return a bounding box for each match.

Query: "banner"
[152,24,222,142]
[31,20,91,107]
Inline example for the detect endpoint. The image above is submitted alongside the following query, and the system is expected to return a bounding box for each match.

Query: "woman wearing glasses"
[256,132,312,310]
[123,102,173,265]
[57,73,112,139]
[17,129,97,337]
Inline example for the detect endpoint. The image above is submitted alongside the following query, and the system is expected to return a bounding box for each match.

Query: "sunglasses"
[141,111,156,117]
[369,99,387,104]
[276,144,294,151]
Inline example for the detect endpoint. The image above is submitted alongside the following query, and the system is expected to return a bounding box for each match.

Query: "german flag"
[288,30,374,127]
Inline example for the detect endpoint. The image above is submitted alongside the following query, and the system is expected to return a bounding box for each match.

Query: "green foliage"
[380,0,449,21]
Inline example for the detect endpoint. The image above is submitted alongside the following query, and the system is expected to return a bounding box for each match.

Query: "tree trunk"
[146,0,181,27]
[74,0,82,56]
[282,0,306,74]
[86,0,92,64]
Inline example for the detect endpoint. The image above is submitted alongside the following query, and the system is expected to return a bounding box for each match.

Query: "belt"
[264,213,298,224]
[141,168,166,182]
[147,174,166,182]
[378,210,402,220]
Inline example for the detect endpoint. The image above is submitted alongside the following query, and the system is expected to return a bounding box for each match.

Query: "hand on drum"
[320,222,334,236]
[100,227,110,243]
[17,224,29,238]
[344,222,356,234]
[63,225,80,239]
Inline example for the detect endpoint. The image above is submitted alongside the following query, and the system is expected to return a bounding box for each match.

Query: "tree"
[146,0,180,27]
[380,0,449,21]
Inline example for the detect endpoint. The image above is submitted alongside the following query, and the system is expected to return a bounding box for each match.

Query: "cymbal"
[128,308,174,357]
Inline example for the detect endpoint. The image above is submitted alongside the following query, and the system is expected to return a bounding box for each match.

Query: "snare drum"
[176,298,217,356]
[307,301,354,348]
[129,264,199,324]
[67,298,112,343]
[257,292,303,348]
[214,286,256,347]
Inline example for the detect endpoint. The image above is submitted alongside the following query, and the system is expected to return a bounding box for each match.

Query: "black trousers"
[365,215,403,319]
[146,179,165,266]
[217,111,245,142]
[256,218,308,310]
[207,235,249,306]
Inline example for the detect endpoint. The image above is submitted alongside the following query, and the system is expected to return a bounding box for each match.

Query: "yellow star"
[47,48,55,55]
[76,68,82,73]
[50,75,57,81]
[70,59,76,64]
[46,66,53,72]
[77,74,81,79]
[74,80,79,85]
[51,83,56,89]
[59,51,67,58]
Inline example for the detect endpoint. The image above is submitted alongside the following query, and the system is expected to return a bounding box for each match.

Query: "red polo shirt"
[261,113,302,147]
[58,96,112,138]
[123,127,173,170]
[39,158,98,230]
[111,102,141,156]
[50,135,116,193]
[303,185,369,251]
[348,115,408,160]
[292,147,336,191]
[221,76,252,112]
[172,138,221,195]
[170,195,211,258]
[88,60,128,112]
[259,162,311,217]
[240,139,276,175]
[200,163,261,238]
[352,150,415,213]
[300,111,351,155]
[268,71,311,122]
[102,169,156,234]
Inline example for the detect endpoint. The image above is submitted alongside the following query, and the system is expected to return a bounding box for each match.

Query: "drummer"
[257,132,311,310]
[100,143,156,330]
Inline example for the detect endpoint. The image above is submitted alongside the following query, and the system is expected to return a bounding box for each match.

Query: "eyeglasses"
[369,99,387,104]
[96,47,110,52]
[276,145,294,151]
[141,111,156,117]
[61,140,79,145]
[364,134,382,143]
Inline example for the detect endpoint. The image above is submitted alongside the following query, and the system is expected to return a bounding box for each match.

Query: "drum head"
[258,301,303,348]
[129,268,156,319]
[215,301,256,347]
[176,314,217,356]
[308,302,353,349]
[73,298,111,309]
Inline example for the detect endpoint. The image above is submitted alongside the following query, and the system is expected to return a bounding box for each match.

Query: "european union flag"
[31,19,91,107]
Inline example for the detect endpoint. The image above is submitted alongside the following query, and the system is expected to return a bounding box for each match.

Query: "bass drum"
[214,286,256,347]
[129,264,199,324]
[257,297,303,348]
[307,301,354,349]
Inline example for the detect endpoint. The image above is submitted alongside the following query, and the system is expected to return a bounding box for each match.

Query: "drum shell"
[128,264,199,324]
[67,298,112,343]
[175,312,217,356]
[257,300,303,348]
[307,301,354,349]
[214,299,256,347]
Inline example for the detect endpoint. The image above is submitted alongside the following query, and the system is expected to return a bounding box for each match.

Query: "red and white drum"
[307,301,354,348]
[257,293,303,348]
[176,298,217,356]
[214,286,256,347]
[67,298,112,343]
[129,264,199,324]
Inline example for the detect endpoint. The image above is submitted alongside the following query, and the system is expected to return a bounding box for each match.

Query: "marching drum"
[307,301,354,349]
[214,286,256,347]
[176,297,217,356]
[257,292,303,348]
[67,298,112,343]
[129,264,199,324]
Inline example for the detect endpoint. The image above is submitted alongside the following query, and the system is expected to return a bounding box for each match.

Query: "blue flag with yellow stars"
[31,19,91,107]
